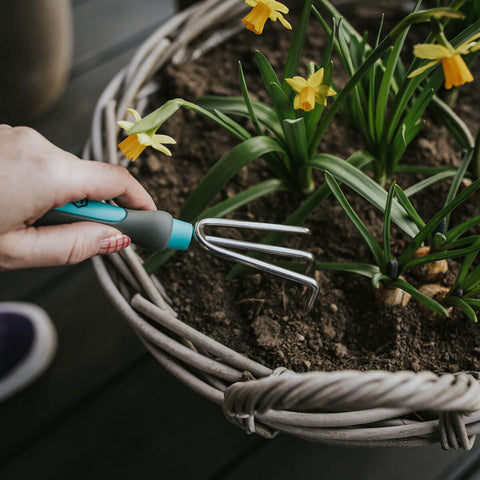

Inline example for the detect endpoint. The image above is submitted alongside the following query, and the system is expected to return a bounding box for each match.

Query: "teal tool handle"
[35,200,193,251]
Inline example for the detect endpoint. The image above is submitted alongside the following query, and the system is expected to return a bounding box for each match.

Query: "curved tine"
[195,222,319,313]
[205,235,315,262]
[201,217,311,236]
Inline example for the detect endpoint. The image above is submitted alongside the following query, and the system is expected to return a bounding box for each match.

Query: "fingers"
[0,224,131,270]
[52,157,157,212]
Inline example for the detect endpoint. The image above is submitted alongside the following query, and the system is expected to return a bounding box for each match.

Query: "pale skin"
[0,124,156,270]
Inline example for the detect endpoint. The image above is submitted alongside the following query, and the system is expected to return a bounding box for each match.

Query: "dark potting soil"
[128,7,480,374]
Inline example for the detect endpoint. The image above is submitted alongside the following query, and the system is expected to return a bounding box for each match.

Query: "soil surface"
[128,5,480,374]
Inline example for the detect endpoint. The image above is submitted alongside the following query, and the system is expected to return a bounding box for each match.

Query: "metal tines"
[194,218,320,313]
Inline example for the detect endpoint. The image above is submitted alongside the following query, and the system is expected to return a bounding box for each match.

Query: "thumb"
[0,223,130,270]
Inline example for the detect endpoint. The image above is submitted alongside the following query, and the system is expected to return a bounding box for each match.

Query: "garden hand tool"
[37,200,320,311]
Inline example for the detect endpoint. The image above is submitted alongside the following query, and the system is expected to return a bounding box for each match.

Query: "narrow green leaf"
[372,272,389,289]
[403,171,457,197]
[195,96,283,139]
[446,215,480,243]
[325,172,385,266]
[315,262,380,278]
[398,178,480,268]
[393,185,425,229]
[403,243,480,270]
[383,182,396,261]
[180,136,285,222]
[199,179,284,219]
[446,297,477,322]
[282,0,312,84]
[443,150,473,228]
[391,278,450,317]
[238,61,263,136]
[283,118,310,190]
[270,82,296,121]
[213,109,250,140]
[308,154,419,237]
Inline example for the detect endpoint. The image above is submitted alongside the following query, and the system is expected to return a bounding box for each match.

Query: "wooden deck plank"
[213,434,473,480]
[0,358,261,480]
[0,264,146,463]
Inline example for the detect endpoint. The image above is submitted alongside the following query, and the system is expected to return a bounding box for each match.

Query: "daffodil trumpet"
[285,68,336,112]
[241,0,291,35]
[408,32,480,89]
[118,108,176,161]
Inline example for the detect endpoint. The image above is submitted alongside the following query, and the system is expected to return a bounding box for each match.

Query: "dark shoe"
[0,302,56,402]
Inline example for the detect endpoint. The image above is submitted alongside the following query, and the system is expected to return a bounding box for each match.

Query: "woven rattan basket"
[88,0,480,449]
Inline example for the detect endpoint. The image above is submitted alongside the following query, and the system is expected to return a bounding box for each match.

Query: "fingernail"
[98,234,130,255]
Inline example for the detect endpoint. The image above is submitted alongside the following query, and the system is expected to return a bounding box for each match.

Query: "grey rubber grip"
[35,209,173,251]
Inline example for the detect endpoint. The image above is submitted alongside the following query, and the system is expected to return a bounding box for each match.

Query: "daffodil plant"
[318,172,480,318]
[314,0,480,187]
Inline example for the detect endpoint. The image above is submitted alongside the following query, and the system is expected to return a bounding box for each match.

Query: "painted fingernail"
[98,234,130,255]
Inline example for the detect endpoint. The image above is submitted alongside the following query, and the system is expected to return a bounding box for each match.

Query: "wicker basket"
[88,0,480,449]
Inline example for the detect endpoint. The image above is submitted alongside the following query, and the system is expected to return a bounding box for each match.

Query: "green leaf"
[282,0,312,84]
[180,136,285,222]
[398,178,480,268]
[283,117,311,191]
[393,185,425,229]
[443,150,473,228]
[446,297,477,322]
[238,61,263,136]
[325,172,385,266]
[195,96,283,139]
[213,109,250,140]
[315,262,380,278]
[391,278,450,317]
[403,242,480,270]
[199,179,284,219]
[308,154,419,237]
[403,170,457,197]
[383,182,396,261]
[446,215,480,244]
[270,82,296,121]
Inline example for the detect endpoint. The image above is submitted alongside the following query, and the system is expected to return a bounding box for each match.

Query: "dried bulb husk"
[418,284,453,319]
[411,246,448,282]
[375,281,411,307]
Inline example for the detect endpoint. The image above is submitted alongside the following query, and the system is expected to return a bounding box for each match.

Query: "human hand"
[0,125,156,270]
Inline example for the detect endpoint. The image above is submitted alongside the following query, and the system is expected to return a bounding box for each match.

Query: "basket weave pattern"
[88,0,480,449]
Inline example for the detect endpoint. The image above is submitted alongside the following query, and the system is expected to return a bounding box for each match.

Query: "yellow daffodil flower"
[118,108,176,161]
[285,68,336,111]
[408,33,480,89]
[241,0,291,35]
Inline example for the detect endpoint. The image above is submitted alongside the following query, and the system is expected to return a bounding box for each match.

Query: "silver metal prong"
[194,218,320,312]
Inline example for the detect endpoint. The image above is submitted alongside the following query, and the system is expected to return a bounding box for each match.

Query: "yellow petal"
[270,11,292,29]
[152,134,176,144]
[407,60,439,78]
[285,76,308,92]
[455,32,480,54]
[299,86,316,111]
[308,68,325,88]
[316,84,336,97]
[245,0,258,6]
[151,143,173,156]
[118,120,135,132]
[293,93,301,110]
[126,108,142,122]
[413,43,452,60]
[271,1,289,14]
[314,94,327,106]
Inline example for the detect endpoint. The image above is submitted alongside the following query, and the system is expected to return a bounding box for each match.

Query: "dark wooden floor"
[1,1,480,478]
